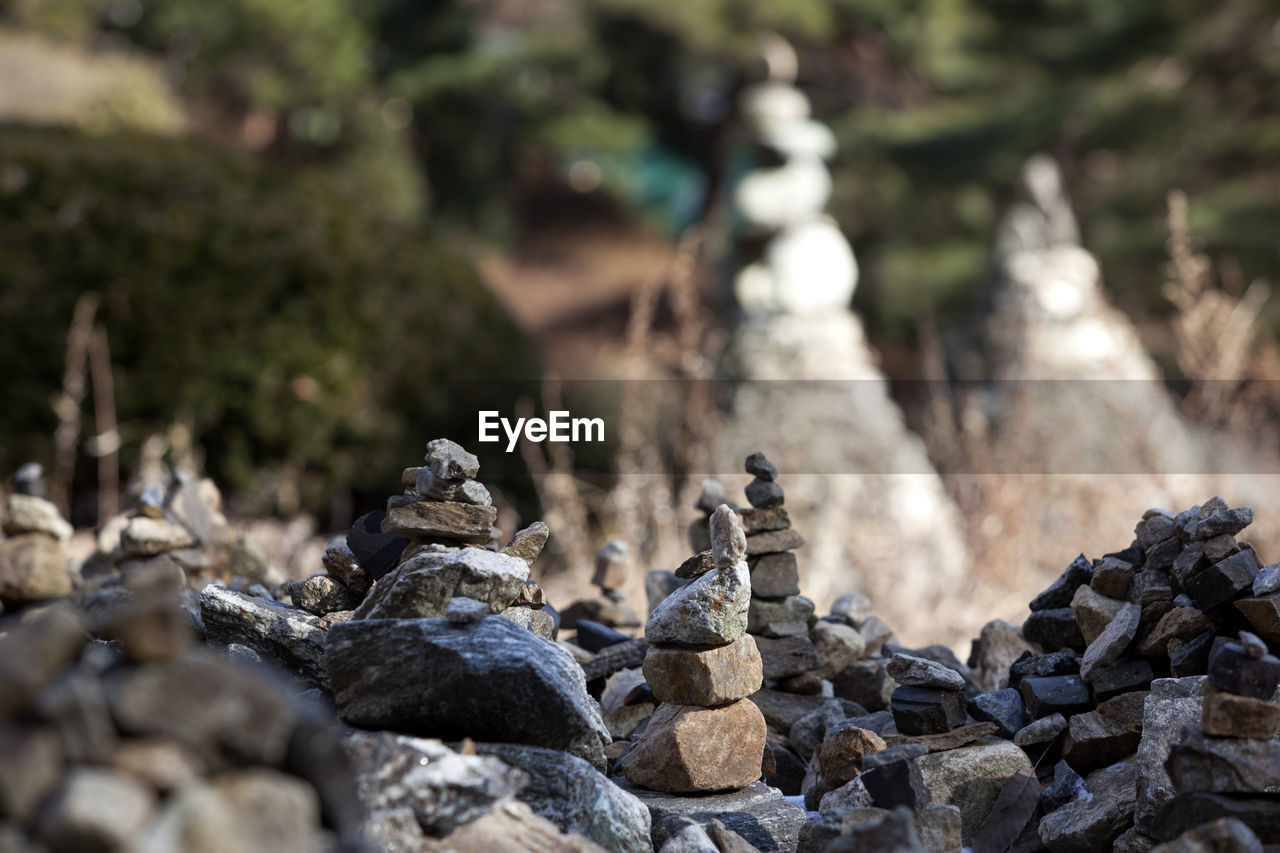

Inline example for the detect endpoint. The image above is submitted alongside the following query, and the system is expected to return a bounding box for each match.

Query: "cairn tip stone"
[424,438,480,481]
[744,452,778,482]
[710,505,747,569]
[593,540,630,591]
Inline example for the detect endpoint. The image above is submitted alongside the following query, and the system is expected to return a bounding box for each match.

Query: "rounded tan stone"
[817,725,887,789]
[620,700,766,793]
[0,534,71,604]
[643,635,763,706]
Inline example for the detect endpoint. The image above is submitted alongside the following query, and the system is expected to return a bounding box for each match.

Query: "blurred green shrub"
[0,125,537,514]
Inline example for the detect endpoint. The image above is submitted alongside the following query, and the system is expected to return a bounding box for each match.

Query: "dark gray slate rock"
[744,452,778,481]
[1041,760,1086,814]
[1184,550,1258,611]
[1023,609,1086,653]
[833,659,896,712]
[1008,651,1081,687]
[968,688,1028,738]
[754,634,822,681]
[345,731,524,835]
[1169,630,1216,677]
[346,511,407,581]
[199,585,328,690]
[860,743,930,811]
[890,686,966,735]
[1154,795,1280,846]
[327,616,609,770]
[750,689,864,733]
[475,743,653,853]
[745,479,784,509]
[617,779,806,853]
[1038,760,1138,853]
[1030,555,1094,612]
[1207,641,1280,699]
[1090,659,1155,703]
[1019,675,1092,719]
[582,637,649,684]
[1137,677,1207,834]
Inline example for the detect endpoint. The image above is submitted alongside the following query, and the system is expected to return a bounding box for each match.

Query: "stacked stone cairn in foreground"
[622,506,766,793]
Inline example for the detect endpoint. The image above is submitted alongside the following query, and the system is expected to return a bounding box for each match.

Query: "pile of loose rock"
[14,431,1280,853]
[0,598,365,852]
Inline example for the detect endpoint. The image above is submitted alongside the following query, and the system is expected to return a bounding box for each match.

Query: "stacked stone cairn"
[196,439,558,693]
[85,466,263,589]
[620,505,765,794]
[561,539,642,637]
[0,464,74,612]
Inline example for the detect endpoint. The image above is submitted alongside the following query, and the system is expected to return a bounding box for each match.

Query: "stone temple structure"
[714,36,970,646]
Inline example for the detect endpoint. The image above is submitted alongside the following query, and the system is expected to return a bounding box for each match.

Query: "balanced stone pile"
[621,506,766,794]
[561,539,642,634]
[0,464,74,611]
[738,453,815,646]
[86,467,260,587]
[197,439,557,690]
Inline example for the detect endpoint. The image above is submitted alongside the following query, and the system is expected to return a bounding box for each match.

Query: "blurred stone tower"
[981,153,1203,474]
[714,36,971,647]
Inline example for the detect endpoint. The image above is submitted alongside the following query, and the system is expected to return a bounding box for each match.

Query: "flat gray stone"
[327,615,609,770]
[887,653,965,691]
[199,585,329,690]
[345,731,523,834]
[353,546,529,620]
[475,742,653,853]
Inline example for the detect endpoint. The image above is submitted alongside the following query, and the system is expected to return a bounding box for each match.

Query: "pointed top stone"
[424,438,479,481]
[710,505,747,569]
[745,452,777,481]
[501,522,550,567]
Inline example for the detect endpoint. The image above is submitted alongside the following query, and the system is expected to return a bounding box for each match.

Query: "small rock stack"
[1157,632,1280,850]
[887,653,969,736]
[0,465,74,610]
[87,470,253,585]
[738,453,815,644]
[198,440,558,692]
[620,506,767,794]
[561,540,642,634]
